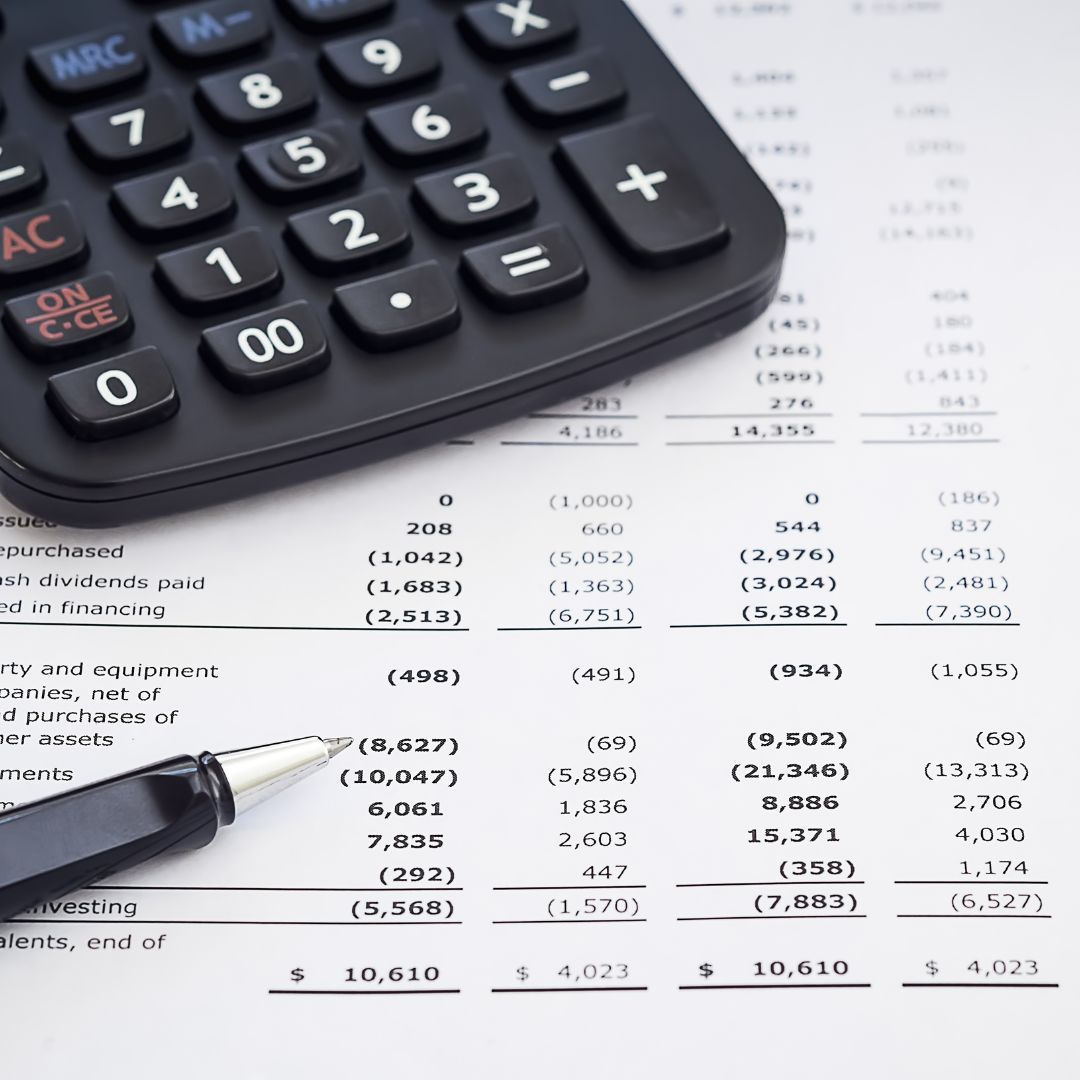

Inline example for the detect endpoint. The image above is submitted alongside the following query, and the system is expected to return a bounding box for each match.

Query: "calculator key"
[321,20,439,98]
[555,114,729,267]
[0,202,88,286]
[459,0,577,57]
[332,261,460,351]
[201,300,329,392]
[154,1,272,66]
[286,190,410,274]
[240,120,361,202]
[460,223,586,312]
[46,348,179,442]
[366,86,487,166]
[69,91,191,172]
[3,272,133,362]
[196,57,317,133]
[413,153,536,236]
[28,27,148,101]
[278,0,393,31]
[507,48,626,124]
[154,227,282,313]
[0,136,47,208]
[112,159,237,241]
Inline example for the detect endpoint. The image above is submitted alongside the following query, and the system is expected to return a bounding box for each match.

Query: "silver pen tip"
[323,737,353,760]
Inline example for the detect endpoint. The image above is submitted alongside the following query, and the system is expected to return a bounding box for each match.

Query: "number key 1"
[154,227,282,313]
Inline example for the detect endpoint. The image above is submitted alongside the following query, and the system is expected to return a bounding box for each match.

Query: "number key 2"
[285,190,411,274]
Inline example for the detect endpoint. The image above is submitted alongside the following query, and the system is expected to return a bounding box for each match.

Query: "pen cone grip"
[0,754,232,921]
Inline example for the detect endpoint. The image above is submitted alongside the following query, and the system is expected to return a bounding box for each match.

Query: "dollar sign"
[925,960,939,977]
[516,966,529,982]
[290,967,305,983]
[699,963,714,979]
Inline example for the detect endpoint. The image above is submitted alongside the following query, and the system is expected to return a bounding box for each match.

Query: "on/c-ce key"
[0,202,89,286]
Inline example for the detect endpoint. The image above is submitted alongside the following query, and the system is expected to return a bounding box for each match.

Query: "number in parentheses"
[453,172,500,213]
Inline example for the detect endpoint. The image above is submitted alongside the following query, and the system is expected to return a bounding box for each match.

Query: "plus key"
[556,115,729,267]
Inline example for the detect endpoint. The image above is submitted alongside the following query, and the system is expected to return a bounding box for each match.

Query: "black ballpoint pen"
[0,735,351,922]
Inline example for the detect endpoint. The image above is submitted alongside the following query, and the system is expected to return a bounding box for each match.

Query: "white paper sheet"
[2,1,1078,1075]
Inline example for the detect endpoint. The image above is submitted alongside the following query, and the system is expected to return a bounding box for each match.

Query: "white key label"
[616,163,669,202]
[495,1,551,36]
[501,245,551,277]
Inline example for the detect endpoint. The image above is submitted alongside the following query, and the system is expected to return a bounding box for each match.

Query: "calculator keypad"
[0,0,785,524]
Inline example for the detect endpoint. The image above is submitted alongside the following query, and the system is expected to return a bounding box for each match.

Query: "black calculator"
[0,0,785,526]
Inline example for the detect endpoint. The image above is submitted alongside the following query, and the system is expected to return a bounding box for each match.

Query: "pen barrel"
[0,753,235,922]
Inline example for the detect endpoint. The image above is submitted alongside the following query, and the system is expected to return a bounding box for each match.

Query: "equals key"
[2,273,133,362]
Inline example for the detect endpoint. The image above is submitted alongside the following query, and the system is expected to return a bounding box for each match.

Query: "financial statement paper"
[1,1,1078,1077]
